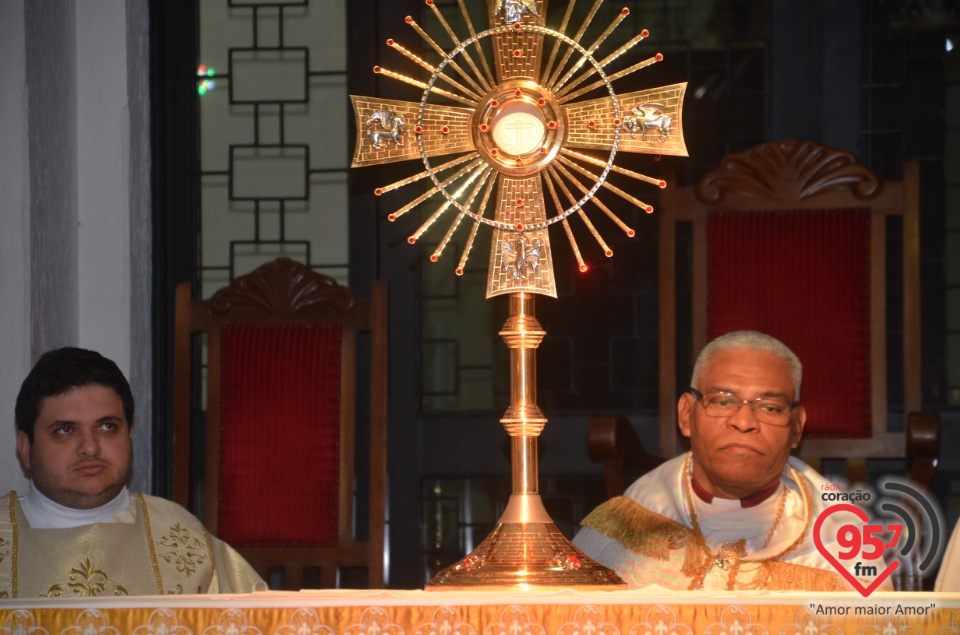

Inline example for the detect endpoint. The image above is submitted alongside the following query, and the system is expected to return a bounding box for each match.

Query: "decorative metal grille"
[197,0,349,297]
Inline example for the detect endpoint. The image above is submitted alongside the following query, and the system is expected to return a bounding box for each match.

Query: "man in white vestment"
[574,330,890,591]
[1,347,267,597]
[935,522,960,590]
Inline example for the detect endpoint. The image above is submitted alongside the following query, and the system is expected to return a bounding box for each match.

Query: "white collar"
[19,485,131,529]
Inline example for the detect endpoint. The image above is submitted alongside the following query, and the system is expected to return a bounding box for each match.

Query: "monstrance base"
[425,501,625,590]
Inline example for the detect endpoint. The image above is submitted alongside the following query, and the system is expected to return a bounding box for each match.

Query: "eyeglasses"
[688,387,797,426]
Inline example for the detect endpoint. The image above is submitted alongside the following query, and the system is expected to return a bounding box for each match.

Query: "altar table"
[3,590,960,635]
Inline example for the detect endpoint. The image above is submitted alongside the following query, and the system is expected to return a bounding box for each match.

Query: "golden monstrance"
[350,0,687,589]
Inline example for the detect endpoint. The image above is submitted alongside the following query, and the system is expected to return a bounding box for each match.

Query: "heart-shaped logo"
[813,503,898,597]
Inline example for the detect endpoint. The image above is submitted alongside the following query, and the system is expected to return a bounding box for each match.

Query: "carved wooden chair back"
[656,139,937,590]
[659,139,922,464]
[172,258,388,589]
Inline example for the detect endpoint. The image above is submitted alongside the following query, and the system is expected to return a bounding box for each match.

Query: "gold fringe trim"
[753,560,881,592]
[580,496,710,575]
[580,494,893,592]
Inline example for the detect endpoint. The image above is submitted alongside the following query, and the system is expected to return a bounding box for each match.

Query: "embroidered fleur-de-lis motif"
[204,609,262,635]
[45,559,128,597]
[2,607,51,635]
[131,608,193,635]
[0,536,8,563]
[62,608,122,635]
[71,559,109,596]
[158,523,206,577]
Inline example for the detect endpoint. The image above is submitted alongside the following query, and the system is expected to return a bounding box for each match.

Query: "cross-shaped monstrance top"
[350,0,687,298]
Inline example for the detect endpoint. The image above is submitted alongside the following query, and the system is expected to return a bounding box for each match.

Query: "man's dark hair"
[15,347,135,441]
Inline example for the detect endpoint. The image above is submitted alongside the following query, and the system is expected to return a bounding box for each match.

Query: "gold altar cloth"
[2,590,958,635]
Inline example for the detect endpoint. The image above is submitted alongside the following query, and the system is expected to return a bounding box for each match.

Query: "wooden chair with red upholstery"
[652,139,939,589]
[172,257,388,589]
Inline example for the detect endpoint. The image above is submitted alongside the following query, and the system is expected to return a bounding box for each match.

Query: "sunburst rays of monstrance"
[350,0,687,589]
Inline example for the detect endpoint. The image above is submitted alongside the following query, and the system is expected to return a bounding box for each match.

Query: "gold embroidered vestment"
[0,491,265,597]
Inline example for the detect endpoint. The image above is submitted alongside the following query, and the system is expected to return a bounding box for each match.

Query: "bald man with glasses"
[573,330,891,591]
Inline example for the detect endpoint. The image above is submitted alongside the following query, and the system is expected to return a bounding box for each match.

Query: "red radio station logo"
[814,477,944,597]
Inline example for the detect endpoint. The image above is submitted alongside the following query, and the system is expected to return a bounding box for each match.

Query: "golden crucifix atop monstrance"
[351,0,687,589]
